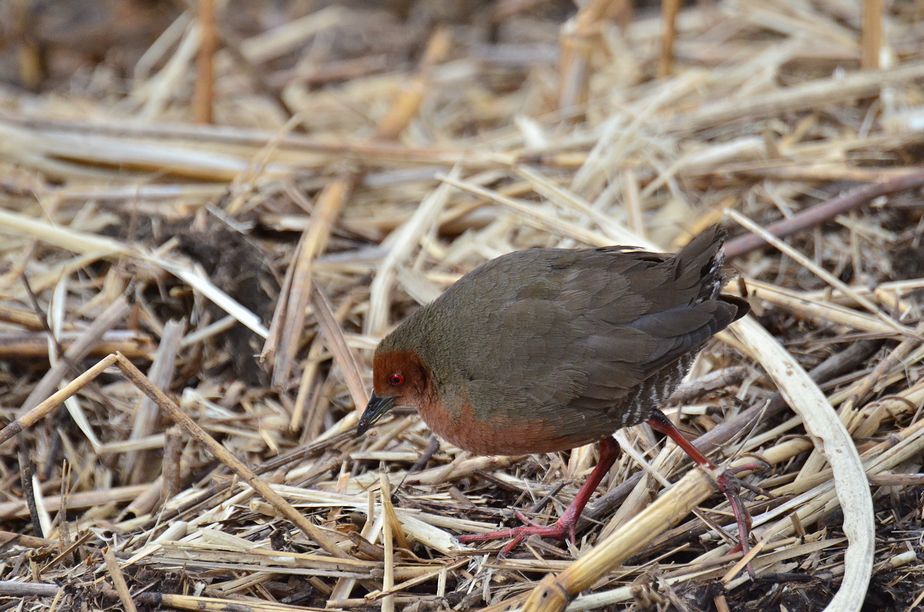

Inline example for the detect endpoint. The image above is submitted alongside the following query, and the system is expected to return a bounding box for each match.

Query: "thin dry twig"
[103,547,138,612]
[194,0,217,124]
[725,169,924,259]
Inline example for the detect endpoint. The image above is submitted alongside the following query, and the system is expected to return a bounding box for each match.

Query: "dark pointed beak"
[357,393,395,436]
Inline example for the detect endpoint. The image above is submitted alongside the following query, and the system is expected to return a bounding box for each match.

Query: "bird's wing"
[449,246,742,416]
[566,300,740,413]
[558,243,743,412]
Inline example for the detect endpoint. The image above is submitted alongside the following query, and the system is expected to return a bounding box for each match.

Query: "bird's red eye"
[388,373,405,386]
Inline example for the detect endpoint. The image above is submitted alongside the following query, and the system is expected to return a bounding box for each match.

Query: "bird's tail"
[672,225,727,302]
[674,225,750,322]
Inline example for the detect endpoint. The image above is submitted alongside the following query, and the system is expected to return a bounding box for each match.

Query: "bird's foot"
[646,410,768,579]
[458,437,620,558]
[712,466,765,579]
[458,510,577,557]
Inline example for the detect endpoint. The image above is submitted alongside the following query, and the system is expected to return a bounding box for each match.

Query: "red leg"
[459,437,621,556]
[646,410,755,577]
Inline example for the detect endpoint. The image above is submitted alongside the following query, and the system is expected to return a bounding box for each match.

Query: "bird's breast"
[416,396,600,455]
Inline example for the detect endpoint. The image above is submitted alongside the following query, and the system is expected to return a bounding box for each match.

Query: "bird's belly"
[607,355,696,427]
[417,399,603,455]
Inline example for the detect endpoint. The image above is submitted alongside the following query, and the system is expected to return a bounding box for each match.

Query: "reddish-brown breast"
[373,349,599,454]
[418,392,600,455]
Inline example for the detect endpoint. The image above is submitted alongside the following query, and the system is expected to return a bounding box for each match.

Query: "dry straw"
[0,0,921,610]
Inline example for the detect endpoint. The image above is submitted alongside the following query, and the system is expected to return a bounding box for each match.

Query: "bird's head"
[357,348,431,435]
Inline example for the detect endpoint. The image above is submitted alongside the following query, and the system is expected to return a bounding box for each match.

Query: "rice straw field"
[1,1,923,610]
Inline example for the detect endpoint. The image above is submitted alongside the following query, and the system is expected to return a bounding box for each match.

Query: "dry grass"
[1,1,923,610]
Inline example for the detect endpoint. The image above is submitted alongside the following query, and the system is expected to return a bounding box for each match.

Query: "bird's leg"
[646,409,755,570]
[458,437,621,556]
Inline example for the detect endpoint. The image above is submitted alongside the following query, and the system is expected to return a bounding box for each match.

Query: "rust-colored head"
[357,349,432,434]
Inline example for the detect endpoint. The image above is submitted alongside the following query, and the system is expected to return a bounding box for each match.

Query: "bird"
[357,225,752,558]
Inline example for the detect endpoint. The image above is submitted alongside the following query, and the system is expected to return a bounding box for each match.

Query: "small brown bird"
[358,226,752,556]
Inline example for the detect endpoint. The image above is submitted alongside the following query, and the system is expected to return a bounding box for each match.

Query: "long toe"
[499,534,527,559]
[457,521,572,555]
[715,471,756,578]
[514,510,544,528]
[458,527,523,544]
